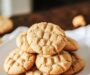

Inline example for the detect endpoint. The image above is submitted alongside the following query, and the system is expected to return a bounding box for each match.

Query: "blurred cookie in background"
[72,15,86,28]
[0,16,13,35]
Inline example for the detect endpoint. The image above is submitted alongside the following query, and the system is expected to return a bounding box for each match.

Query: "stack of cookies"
[4,22,85,75]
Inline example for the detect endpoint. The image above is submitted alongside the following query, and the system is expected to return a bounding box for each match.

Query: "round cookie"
[63,53,85,75]
[27,22,66,55]
[4,48,35,75]
[64,37,79,51]
[16,32,35,53]
[0,16,13,35]
[36,51,72,75]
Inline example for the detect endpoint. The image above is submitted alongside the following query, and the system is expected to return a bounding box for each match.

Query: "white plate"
[0,26,90,75]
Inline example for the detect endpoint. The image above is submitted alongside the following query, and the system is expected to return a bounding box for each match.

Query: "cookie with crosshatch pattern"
[63,52,85,75]
[36,51,72,75]
[4,48,35,75]
[16,32,35,53]
[27,22,66,55]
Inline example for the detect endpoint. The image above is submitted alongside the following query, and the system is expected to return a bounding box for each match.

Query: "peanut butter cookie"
[63,53,84,75]
[64,37,79,51]
[27,22,66,55]
[0,16,13,35]
[36,51,72,74]
[4,48,35,75]
[16,32,35,53]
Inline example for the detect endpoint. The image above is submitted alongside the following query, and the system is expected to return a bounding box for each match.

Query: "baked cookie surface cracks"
[4,48,35,75]
[27,22,66,55]
[36,51,72,74]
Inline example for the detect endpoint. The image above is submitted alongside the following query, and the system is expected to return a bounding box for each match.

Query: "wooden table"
[10,1,90,33]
